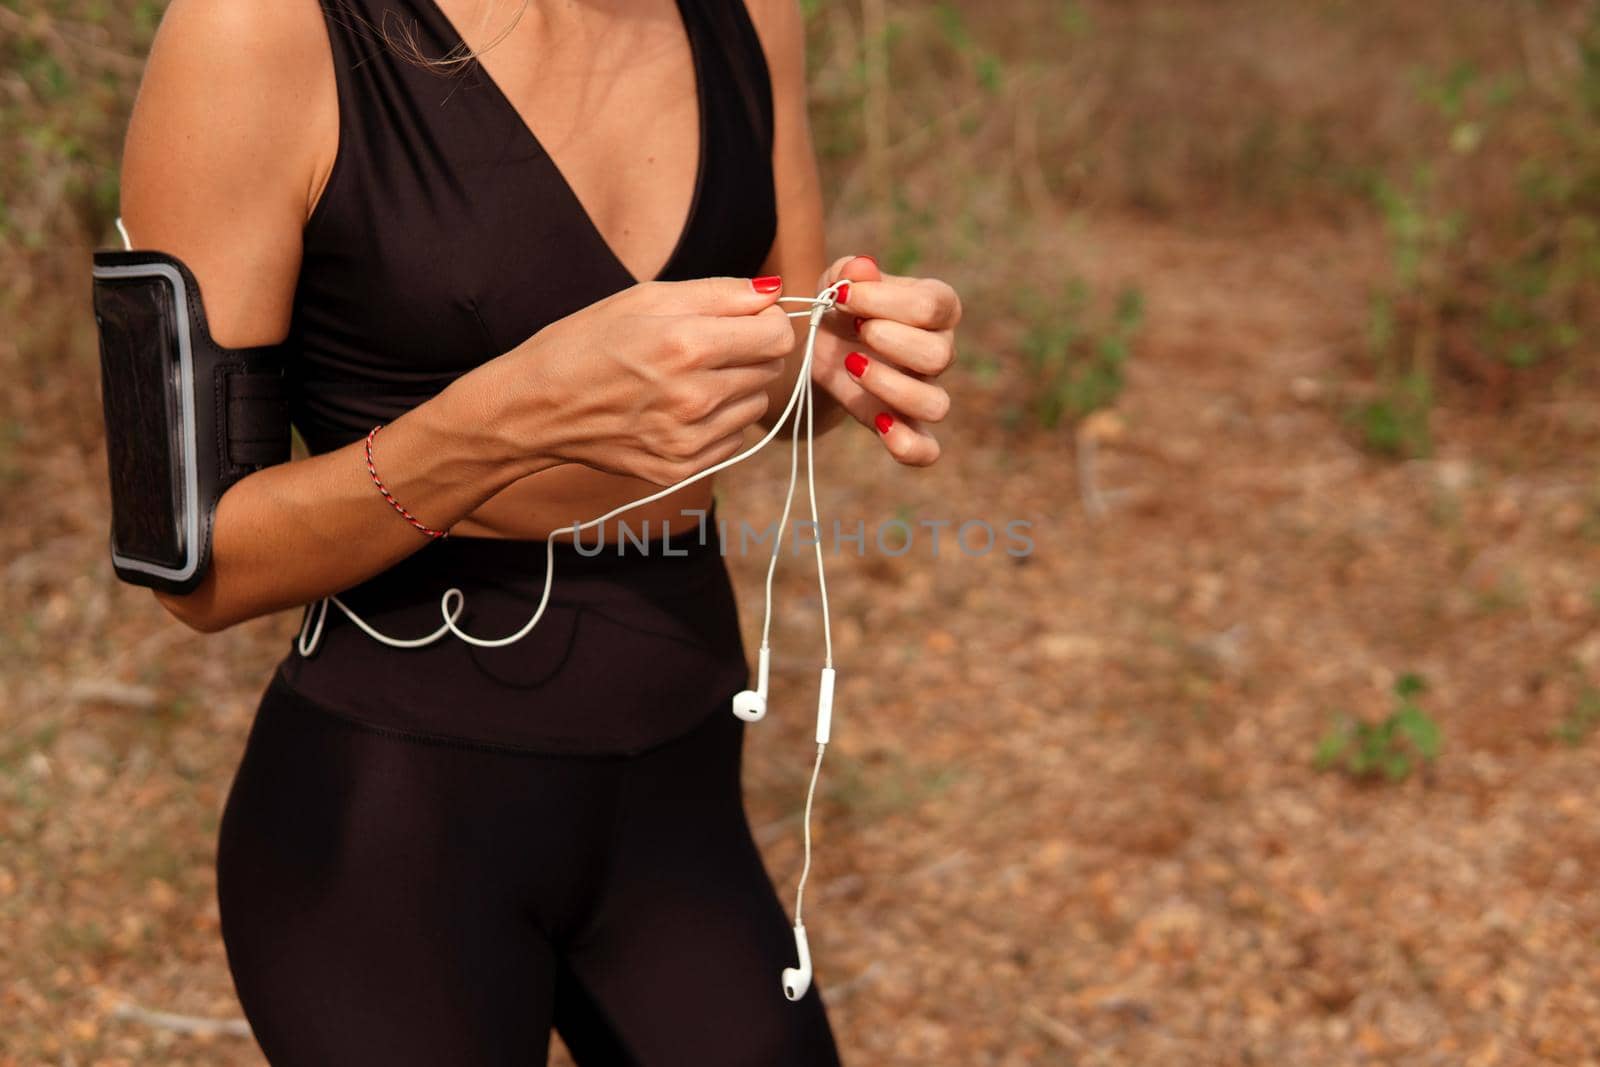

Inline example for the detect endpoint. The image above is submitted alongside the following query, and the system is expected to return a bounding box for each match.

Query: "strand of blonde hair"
[326,0,530,74]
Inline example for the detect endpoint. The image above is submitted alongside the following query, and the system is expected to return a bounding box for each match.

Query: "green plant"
[0,3,158,257]
[1016,278,1144,430]
[1350,362,1434,459]
[1358,19,1600,446]
[932,1,1006,93]
[1554,687,1600,747]
[1316,673,1442,782]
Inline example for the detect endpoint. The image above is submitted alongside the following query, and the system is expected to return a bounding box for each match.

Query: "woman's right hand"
[467,277,796,487]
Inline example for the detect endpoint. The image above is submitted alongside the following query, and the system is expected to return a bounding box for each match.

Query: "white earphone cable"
[789,289,836,928]
[750,325,810,678]
[292,280,847,998]
[805,323,834,671]
[296,287,841,654]
[792,741,827,927]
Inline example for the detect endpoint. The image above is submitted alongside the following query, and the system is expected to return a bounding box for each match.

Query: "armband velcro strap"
[224,371,290,471]
[92,248,292,595]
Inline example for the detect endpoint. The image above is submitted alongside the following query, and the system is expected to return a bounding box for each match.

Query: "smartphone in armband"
[92,246,291,595]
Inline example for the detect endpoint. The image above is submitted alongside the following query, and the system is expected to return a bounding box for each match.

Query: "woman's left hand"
[811,254,961,467]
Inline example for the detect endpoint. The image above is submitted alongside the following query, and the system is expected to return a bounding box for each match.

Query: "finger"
[838,350,950,423]
[641,275,787,317]
[817,254,883,292]
[661,361,782,428]
[697,387,772,443]
[854,320,956,377]
[819,255,861,288]
[872,410,941,467]
[665,305,797,367]
[712,306,799,364]
[836,277,961,331]
[701,360,786,404]
[821,376,942,466]
[650,427,751,486]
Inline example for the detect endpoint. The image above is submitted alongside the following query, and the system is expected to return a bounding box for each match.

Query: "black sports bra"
[289,0,778,455]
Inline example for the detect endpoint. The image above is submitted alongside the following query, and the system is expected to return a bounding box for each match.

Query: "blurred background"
[4,0,1600,1063]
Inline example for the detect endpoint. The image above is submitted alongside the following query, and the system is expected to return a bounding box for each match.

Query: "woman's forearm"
[152,271,796,633]
[154,373,558,633]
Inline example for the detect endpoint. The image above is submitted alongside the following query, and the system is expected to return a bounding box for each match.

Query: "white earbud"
[731,646,771,722]
[730,689,765,721]
[781,923,812,1001]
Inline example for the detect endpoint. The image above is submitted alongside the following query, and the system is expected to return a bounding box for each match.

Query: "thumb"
[819,254,884,292]
[649,274,786,317]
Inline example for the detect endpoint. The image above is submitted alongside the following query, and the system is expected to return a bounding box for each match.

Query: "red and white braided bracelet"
[364,424,449,539]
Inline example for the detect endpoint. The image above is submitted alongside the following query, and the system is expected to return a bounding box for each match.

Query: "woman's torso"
[276,0,777,753]
[292,0,777,535]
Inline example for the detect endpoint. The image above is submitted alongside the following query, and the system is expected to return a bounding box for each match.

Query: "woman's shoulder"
[140,0,334,95]
[119,0,338,347]
[738,0,804,95]
[740,0,803,56]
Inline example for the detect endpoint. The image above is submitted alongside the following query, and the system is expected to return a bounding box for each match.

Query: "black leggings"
[216,669,844,1065]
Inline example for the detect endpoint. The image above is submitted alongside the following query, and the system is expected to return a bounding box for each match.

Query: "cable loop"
[296,280,845,657]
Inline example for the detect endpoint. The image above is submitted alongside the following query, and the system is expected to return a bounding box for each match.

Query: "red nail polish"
[752,275,782,294]
[874,412,895,434]
[845,352,869,378]
[836,281,851,304]
[853,316,867,336]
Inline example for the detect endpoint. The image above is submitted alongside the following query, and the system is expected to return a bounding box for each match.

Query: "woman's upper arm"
[120,0,335,348]
[745,0,826,286]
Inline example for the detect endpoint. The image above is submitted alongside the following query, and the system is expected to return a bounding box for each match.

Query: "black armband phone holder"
[92,249,291,595]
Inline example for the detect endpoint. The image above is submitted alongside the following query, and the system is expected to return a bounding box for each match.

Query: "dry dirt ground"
[4,216,1599,1066]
